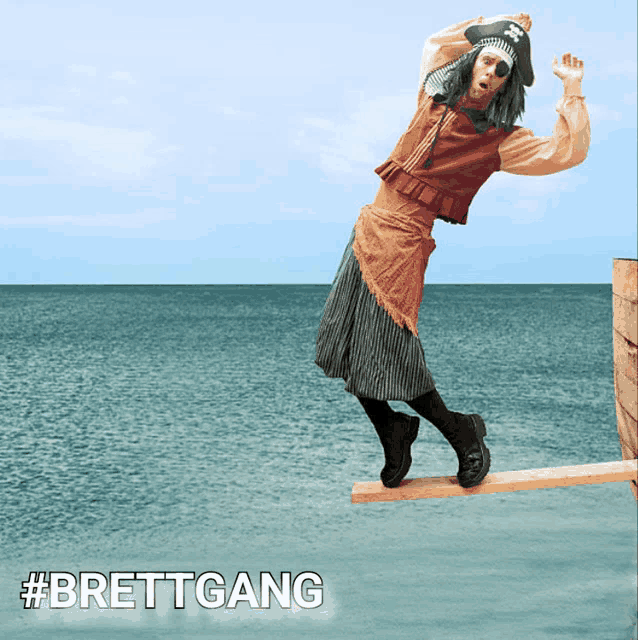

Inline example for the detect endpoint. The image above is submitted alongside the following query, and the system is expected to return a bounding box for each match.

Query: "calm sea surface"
[1,284,636,639]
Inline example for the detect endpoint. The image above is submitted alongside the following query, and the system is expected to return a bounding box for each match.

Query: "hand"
[486,13,532,32]
[553,52,585,83]
[514,13,532,32]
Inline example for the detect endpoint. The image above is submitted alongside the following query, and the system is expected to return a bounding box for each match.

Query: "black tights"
[358,389,454,429]
[358,397,394,427]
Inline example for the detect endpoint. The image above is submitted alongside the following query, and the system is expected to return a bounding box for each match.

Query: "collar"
[458,93,492,111]
[460,107,491,134]
[434,93,492,134]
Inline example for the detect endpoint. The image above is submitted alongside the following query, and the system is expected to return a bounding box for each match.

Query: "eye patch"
[495,60,510,77]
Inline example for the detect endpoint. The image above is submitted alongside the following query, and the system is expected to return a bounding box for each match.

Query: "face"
[468,52,509,101]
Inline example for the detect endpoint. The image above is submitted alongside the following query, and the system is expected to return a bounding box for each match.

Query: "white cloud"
[293,93,415,178]
[278,202,316,216]
[0,177,59,186]
[218,106,255,120]
[518,103,560,132]
[111,96,129,105]
[602,59,637,77]
[587,103,624,124]
[20,106,65,114]
[205,176,271,193]
[477,169,590,224]
[69,64,97,77]
[156,145,182,155]
[301,117,336,132]
[109,71,135,84]
[509,199,545,224]
[0,107,157,177]
[0,209,176,228]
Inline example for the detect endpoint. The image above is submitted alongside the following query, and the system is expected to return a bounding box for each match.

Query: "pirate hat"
[464,20,534,86]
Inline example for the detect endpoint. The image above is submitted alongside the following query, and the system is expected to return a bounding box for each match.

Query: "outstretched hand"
[553,53,585,82]
[514,13,532,32]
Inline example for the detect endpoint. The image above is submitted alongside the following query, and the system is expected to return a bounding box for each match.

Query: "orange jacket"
[375,92,518,225]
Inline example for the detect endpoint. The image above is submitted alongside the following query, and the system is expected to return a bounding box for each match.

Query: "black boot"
[358,398,420,488]
[408,389,490,488]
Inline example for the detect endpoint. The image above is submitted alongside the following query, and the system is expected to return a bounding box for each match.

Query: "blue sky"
[1,0,636,284]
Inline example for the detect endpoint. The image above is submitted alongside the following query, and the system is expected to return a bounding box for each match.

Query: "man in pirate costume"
[315,14,590,489]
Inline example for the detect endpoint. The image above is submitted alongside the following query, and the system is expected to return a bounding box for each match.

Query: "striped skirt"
[315,228,435,401]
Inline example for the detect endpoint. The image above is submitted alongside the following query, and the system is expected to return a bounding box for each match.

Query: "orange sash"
[353,195,436,337]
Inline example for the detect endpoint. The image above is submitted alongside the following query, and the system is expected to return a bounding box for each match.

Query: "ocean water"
[0,284,636,640]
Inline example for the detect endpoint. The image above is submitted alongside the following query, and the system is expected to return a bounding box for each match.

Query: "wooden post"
[613,258,638,500]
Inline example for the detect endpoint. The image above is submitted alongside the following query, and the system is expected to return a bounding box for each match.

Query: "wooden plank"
[351,460,638,503]
[614,329,637,384]
[613,259,638,302]
[613,294,638,345]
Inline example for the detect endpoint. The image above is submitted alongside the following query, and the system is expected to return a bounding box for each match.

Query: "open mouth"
[479,82,488,90]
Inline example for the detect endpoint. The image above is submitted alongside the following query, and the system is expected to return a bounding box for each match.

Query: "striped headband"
[471,37,517,69]
[479,46,514,70]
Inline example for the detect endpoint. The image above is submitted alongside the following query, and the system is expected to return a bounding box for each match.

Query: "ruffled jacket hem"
[374,159,470,225]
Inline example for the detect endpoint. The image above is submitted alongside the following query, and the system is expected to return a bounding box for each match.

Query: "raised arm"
[418,13,532,92]
[499,53,590,175]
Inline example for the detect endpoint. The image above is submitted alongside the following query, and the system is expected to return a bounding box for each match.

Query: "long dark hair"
[440,47,526,131]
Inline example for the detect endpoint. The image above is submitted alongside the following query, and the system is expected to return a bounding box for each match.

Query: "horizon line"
[0,282,613,287]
